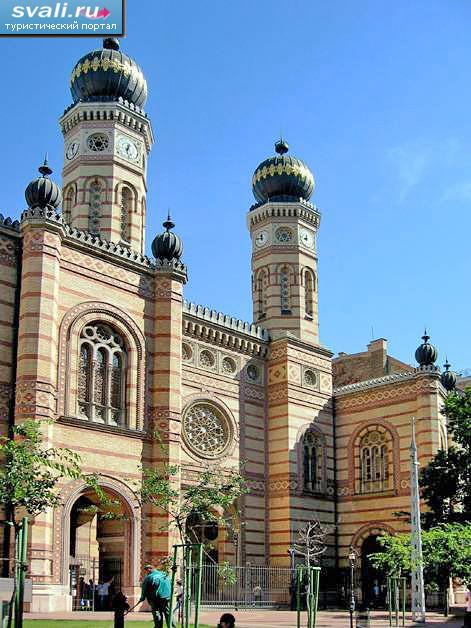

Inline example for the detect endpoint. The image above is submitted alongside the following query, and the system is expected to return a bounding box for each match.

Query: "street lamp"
[348,546,357,628]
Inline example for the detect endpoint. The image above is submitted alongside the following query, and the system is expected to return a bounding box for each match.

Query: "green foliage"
[139,462,249,545]
[419,388,471,526]
[217,560,237,585]
[369,524,471,587]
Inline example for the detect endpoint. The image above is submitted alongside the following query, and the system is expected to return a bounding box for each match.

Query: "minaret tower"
[247,139,320,344]
[60,37,154,254]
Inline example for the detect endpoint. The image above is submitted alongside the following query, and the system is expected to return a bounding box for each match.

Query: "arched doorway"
[186,512,219,563]
[361,535,385,608]
[68,487,132,610]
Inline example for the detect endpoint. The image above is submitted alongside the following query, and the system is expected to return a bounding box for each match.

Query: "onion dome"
[70,38,147,108]
[415,330,438,367]
[440,359,457,391]
[25,158,62,210]
[152,214,183,261]
[252,139,315,203]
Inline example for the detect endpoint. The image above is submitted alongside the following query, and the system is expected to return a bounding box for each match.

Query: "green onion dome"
[415,331,438,367]
[252,139,315,203]
[152,215,184,261]
[440,359,457,391]
[70,38,147,109]
[25,160,62,210]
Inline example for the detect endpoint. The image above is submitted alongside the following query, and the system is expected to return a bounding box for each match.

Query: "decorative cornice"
[0,213,20,236]
[154,258,187,283]
[183,301,269,357]
[334,370,416,395]
[247,199,321,230]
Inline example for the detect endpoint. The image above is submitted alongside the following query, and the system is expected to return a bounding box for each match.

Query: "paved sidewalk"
[24,609,464,626]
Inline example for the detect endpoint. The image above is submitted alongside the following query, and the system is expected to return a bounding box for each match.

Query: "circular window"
[275,227,293,243]
[222,357,236,374]
[246,364,259,381]
[304,369,317,387]
[87,133,109,152]
[200,350,216,368]
[182,403,232,458]
[182,343,193,362]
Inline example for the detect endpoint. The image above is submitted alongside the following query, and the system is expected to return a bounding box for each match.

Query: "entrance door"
[361,535,385,608]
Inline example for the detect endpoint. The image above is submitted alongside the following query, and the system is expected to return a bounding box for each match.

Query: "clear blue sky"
[1,0,470,370]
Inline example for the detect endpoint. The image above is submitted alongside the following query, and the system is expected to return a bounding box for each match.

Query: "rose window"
[304,369,317,387]
[87,133,109,152]
[275,227,293,243]
[183,403,231,458]
[222,357,236,374]
[199,350,215,368]
[246,364,259,381]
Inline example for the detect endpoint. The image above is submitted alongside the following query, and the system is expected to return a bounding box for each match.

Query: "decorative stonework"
[57,301,146,430]
[0,234,18,266]
[182,342,194,363]
[199,349,216,370]
[221,356,237,375]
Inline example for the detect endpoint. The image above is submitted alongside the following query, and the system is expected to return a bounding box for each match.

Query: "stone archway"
[57,477,141,602]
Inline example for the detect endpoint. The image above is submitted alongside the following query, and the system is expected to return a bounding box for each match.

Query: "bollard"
[356,608,371,628]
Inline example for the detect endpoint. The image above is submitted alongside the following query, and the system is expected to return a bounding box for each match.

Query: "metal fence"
[68,555,122,611]
[198,564,292,608]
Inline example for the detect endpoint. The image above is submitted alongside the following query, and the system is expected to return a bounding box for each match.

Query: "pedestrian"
[139,563,171,628]
[217,613,236,628]
[97,578,112,610]
[112,591,130,628]
[464,583,471,628]
[172,580,184,624]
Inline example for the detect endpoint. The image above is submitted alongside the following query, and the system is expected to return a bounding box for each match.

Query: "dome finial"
[275,138,289,155]
[444,357,451,371]
[103,37,120,51]
[415,330,438,367]
[441,357,457,391]
[163,211,175,232]
[38,154,52,178]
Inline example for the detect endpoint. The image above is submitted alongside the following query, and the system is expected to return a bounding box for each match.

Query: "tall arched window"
[77,323,126,427]
[120,187,132,242]
[360,430,388,493]
[304,270,314,318]
[63,185,75,224]
[88,181,102,235]
[303,430,323,492]
[280,266,291,314]
[257,269,268,320]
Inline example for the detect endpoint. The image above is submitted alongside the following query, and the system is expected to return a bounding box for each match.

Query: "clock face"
[66,140,79,160]
[254,230,268,247]
[299,228,315,249]
[117,136,139,161]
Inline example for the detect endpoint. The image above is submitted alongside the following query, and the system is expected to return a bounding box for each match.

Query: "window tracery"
[77,323,126,427]
[303,430,323,492]
[257,269,268,320]
[304,270,314,318]
[88,181,102,235]
[359,430,388,493]
[280,266,291,313]
[120,187,132,242]
[182,402,232,459]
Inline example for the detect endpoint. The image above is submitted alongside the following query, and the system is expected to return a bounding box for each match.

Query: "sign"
[0,0,125,36]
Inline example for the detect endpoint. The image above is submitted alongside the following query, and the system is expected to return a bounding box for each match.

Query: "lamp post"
[288,546,296,611]
[348,546,357,628]
[231,530,239,611]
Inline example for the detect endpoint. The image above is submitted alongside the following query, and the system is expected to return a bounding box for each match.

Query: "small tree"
[139,462,249,549]
[0,419,96,627]
[293,519,330,566]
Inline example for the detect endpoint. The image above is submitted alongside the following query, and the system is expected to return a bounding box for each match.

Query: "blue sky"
[1,0,470,369]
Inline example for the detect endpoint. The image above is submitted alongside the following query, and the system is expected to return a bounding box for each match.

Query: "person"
[217,613,236,628]
[464,583,471,628]
[112,591,130,628]
[139,563,171,628]
[97,578,113,610]
[172,580,184,625]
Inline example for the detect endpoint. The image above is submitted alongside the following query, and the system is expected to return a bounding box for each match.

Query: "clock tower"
[248,139,320,345]
[60,38,153,254]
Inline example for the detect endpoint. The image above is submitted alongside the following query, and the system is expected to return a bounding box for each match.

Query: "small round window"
[87,133,109,152]
[222,357,236,374]
[182,403,232,459]
[247,364,259,381]
[275,227,293,243]
[304,369,317,387]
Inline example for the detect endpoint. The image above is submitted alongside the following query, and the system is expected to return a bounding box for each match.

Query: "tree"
[293,519,330,566]
[420,388,471,526]
[369,524,471,589]
[139,462,249,548]
[0,419,96,628]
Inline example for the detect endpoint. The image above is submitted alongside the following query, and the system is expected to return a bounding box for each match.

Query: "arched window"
[63,185,75,224]
[304,270,314,318]
[303,430,323,492]
[360,430,388,493]
[257,269,268,320]
[77,323,126,427]
[120,187,132,242]
[88,181,102,235]
[280,266,291,314]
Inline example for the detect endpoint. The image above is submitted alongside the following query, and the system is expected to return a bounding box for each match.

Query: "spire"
[38,154,52,178]
[163,211,175,232]
[274,137,289,155]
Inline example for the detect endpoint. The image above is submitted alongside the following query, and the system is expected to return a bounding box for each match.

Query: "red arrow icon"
[80,7,110,19]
